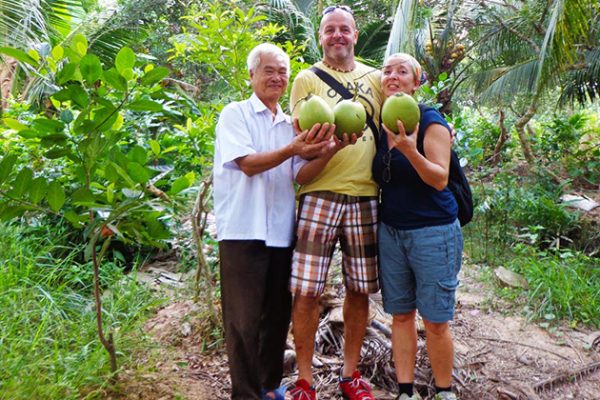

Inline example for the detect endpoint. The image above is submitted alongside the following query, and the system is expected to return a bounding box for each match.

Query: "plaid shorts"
[290,191,379,297]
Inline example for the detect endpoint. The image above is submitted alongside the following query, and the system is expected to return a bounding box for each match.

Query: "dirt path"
[109,260,600,399]
[451,262,600,399]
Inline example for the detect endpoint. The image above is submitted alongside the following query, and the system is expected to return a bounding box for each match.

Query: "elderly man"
[213,43,332,400]
[288,5,383,400]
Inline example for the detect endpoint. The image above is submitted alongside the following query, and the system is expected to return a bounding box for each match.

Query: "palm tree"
[355,15,393,63]
[556,4,600,106]
[0,0,86,110]
[385,0,482,115]
[468,0,596,164]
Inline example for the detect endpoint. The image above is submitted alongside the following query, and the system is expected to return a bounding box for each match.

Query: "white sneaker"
[397,394,422,400]
[434,392,457,400]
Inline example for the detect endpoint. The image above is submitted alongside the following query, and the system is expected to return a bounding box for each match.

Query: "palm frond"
[385,0,419,58]
[473,59,540,105]
[426,0,460,56]
[413,18,428,59]
[90,27,147,66]
[262,0,320,62]
[475,16,539,66]
[0,0,85,48]
[269,0,316,16]
[0,0,87,104]
[356,18,390,62]
[536,0,590,91]
[535,0,563,91]
[0,0,49,46]
[46,0,86,38]
[558,48,600,105]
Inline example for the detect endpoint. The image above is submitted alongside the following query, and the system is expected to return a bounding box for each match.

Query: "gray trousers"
[219,240,292,400]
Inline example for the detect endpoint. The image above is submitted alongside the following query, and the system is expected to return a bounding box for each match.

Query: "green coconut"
[333,99,367,139]
[297,94,334,131]
[381,92,420,134]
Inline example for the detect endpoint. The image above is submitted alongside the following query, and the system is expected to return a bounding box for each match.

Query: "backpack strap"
[309,65,379,138]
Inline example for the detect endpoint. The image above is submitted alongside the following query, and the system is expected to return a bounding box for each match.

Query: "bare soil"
[451,262,600,400]
[107,257,600,400]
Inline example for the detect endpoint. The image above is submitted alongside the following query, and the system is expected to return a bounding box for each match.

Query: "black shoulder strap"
[310,66,352,98]
[416,109,425,156]
[309,65,378,138]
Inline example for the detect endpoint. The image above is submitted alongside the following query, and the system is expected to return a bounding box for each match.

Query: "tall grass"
[0,223,165,399]
[509,250,600,328]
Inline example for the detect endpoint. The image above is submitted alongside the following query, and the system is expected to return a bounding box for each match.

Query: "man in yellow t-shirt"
[288,5,383,400]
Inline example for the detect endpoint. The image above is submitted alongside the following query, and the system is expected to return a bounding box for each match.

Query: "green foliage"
[538,113,588,159]
[465,168,600,328]
[468,0,598,107]
[463,167,598,266]
[0,223,164,399]
[170,0,309,108]
[0,38,198,249]
[509,248,600,328]
[259,0,321,64]
[534,111,600,187]
[0,0,152,107]
[450,107,511,167]
[449,105,600,178]
[171,2,267,99]
[0,37,208,375]
[416,72,450,107]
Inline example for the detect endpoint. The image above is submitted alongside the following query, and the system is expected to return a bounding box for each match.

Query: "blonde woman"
[372,53,462,400]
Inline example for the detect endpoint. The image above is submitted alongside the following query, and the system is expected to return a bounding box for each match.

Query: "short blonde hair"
[247,43,290,75]
[383,53,422,85]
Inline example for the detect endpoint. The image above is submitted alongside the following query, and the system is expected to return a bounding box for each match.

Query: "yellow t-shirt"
[290,61,383,197]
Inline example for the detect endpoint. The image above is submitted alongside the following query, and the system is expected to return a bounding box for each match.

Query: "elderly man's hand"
[291,123,336,160]
[292,118,335,143]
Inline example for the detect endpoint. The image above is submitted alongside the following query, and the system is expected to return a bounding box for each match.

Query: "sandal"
[262,384,287,400]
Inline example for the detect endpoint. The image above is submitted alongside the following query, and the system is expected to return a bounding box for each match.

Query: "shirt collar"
[250,93,291,125]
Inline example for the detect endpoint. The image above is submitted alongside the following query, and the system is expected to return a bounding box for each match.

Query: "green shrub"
[450,107,517,168]
[535,111,600,187]
[465,169,588,264]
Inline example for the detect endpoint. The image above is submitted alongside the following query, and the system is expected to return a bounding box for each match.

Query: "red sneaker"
[289,379,317,400]
[339,370,375,400]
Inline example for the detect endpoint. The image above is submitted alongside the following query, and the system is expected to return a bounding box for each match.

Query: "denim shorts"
[378,220,463,323]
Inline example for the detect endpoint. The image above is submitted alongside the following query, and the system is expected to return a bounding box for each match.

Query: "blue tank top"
[372,104,458,229]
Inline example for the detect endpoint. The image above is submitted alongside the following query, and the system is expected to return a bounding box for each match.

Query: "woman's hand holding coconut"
[382,118,420,156]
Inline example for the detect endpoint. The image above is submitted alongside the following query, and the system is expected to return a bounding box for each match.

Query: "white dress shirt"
[213,93,306,247]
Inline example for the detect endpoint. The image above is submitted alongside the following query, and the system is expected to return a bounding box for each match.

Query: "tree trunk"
[526,123,537,142]
[437,87,453,117]
[490,109,509,165]
[92,234,118,375]
[514,95,538,164]
[192,176,219,326]
[0,57,17,113]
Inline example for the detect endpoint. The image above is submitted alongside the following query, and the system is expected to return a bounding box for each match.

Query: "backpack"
[416,111,474,226]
